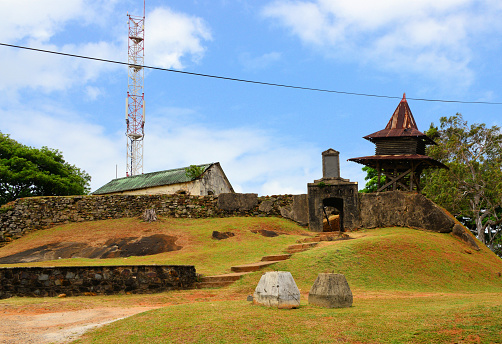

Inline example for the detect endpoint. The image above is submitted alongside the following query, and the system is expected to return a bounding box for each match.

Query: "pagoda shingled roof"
[364,94,434,145]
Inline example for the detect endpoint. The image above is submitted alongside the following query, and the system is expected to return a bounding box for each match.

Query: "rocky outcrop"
[451,223,480,250]
[279,194,309,226]
[359,192,455,232]
[0,235,181,264]
[359,191,479,250]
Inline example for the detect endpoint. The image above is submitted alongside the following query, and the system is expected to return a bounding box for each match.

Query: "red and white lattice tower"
[125,3,145,176]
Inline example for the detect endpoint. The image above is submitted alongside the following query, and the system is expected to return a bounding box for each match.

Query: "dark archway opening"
[322,197,344,232]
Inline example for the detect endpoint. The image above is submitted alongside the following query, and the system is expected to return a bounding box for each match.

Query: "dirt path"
[0,307,157,343]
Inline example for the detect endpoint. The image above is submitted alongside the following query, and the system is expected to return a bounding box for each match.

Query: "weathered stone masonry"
[0,265,195,299]
[0,193,304,299]
[0,193,305,245]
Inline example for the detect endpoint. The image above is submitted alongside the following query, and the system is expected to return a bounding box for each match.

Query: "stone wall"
[0,191,480,251]
[307,180,359,232]
[359,191,480,250]
[0,193,301,245]
[0,265,195,299]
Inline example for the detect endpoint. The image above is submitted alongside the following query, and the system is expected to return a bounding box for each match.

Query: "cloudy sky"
[1,0,502,195]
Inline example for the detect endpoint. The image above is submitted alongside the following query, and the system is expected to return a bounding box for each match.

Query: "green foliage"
[184,164,205,180]
[360,166,387,193]
[318,181,326,188]
[421,114,502,251]
[0,132,91,206]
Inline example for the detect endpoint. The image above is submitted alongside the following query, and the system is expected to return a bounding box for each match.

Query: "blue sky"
[1,0,502,195]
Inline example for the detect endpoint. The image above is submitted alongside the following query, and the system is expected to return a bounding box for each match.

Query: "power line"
[1,42,501,105]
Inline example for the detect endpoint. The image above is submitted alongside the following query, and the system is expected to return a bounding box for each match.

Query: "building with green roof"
[93,162,234,196]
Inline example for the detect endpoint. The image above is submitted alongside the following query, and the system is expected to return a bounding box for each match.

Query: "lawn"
[0,217,310,275]
[69,291,502,344]
[1,217,501,343]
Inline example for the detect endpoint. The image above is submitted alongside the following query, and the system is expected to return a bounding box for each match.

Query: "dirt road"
[0,307,156,343]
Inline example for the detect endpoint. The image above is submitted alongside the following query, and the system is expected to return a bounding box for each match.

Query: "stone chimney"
[322,149,340,179]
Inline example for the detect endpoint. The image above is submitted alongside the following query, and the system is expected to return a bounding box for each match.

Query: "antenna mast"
[125,2,145,176]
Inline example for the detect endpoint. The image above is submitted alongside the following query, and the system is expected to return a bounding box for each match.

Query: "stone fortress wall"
[0,191,479,250]
[0,191,480,299]
[0,265,195,299]
[0,193,307,245]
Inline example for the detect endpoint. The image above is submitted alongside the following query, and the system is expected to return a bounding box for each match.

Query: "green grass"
[256,227,502,293]
[1,217,502,343]
[72,293,502,344]
[0,217,310,275]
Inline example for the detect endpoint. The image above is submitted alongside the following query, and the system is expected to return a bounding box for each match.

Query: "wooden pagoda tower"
[349,94,447,192]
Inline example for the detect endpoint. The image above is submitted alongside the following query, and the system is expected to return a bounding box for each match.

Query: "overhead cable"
[1,42,501,105]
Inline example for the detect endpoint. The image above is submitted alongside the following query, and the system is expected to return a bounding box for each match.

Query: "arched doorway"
[322,197,344,232]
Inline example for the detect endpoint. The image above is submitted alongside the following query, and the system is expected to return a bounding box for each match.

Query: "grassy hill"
[1,216,502,343]
[0,217,310,275]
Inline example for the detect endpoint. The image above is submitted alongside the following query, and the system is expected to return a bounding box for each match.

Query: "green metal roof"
[92,163,214,195]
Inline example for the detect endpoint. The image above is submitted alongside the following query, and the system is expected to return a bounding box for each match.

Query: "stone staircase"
[195,232,352,289]
[286,242,318,254]
[196,272,249,289]
[196,254,292,289]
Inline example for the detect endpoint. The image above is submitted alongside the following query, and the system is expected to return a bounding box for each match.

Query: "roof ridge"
[384,93,418,130]
[92,162,216,194]
[111,163,215,181]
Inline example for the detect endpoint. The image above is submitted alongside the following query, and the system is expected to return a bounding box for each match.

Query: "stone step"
[296,233,349,243]
[196,272,251,289]
[286,242,318,254]
[287,248,306,254]
[195,281,235,289]
[230,261,278,273]
[296,237,321,243]
[199,272,248,283]
[261,254,291,262]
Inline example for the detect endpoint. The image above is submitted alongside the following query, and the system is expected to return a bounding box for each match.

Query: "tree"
[360,166,386,193]
[0,132,91,206]
[184,165,205,180]
[421,114,502,253]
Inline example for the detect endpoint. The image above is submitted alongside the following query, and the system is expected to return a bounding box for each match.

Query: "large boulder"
[308,273,353,308]
[217,193,258,211]
[279,194,309,226]
[253,271,301,309]
[359,191,455,233]
[452,223,480,250]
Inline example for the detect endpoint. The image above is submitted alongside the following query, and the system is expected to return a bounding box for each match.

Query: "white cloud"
[1,104,322,196]
[262,0,502,87]
[85,86,103,101]
[0,1,124,94]
[0,106,123,191]
[145,111,320,195]
[239,52,282,71]
[0,0,86,43]
[0,40,123,94]
[147,7,212,69]
[0,3,212,94]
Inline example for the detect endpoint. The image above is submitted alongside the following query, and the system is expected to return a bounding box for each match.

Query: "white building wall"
[103,164,233,196]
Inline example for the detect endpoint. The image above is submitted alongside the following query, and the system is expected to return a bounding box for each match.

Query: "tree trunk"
[143,208,157,222]
[476,216,485,244]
